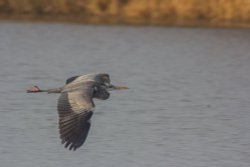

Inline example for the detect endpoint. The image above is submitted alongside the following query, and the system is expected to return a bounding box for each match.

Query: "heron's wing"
[57,86,95,151]
[65,76,79,84]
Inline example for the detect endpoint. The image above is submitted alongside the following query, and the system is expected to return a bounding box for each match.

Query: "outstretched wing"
[57,85,95,151]
[65,76,79,84]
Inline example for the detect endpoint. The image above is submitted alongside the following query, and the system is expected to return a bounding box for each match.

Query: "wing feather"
[66,76,80,84]
[57,85,94,151]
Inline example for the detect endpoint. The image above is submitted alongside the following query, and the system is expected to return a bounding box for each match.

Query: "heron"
[27,73,128,151]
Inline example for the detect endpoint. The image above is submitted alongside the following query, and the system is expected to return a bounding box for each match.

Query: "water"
[0,22,250,167]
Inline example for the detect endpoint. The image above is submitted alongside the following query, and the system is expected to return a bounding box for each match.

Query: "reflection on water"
[0,22,250,167]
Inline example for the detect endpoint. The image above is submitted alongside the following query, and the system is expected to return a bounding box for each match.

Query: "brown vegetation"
[0,0,250,27]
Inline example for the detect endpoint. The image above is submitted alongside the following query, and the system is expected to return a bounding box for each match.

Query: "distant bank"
[0,0,250,28]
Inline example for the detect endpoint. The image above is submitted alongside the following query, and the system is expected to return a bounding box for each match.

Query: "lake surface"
[0,22,250,167]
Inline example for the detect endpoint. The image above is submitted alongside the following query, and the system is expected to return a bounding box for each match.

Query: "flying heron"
[27,73,128,151]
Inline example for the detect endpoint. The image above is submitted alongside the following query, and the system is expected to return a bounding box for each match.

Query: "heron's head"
[95,73,128,91]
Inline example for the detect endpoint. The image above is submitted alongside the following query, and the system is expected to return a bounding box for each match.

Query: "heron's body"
[27,73,127,151]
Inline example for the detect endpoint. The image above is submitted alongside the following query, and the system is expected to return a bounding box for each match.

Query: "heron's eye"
[101,75,110,83]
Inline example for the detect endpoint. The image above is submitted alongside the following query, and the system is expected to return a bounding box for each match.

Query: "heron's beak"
[107,84,128,91]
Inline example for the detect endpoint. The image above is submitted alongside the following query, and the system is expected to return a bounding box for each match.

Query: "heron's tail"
[27,85,63,93]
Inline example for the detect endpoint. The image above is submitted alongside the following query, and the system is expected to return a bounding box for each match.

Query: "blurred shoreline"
[0,15,249,29]
[0,0,250,28]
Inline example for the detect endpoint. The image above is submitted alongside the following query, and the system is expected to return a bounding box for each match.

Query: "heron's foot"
[27,85,41,93]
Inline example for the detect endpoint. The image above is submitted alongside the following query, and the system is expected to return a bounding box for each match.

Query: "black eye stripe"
[102,75,110,82]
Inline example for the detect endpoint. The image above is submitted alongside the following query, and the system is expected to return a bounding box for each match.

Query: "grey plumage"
[57,90,93,150]
[27,73,128,151]
[57,74,110,150]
